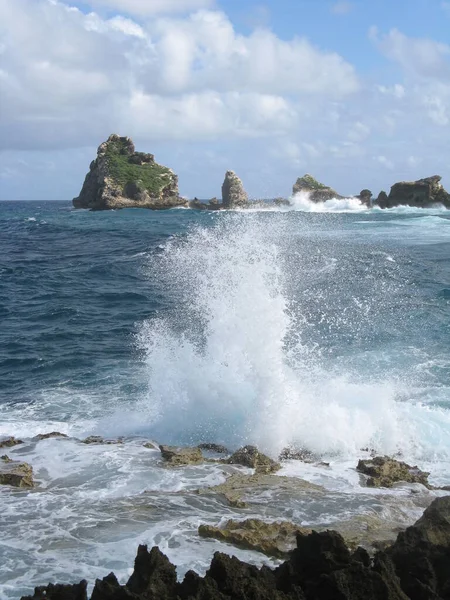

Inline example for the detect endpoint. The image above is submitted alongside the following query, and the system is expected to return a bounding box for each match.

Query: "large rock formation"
[377,175,450,209]
[292,174,342,202]
[73,135,186,210]
[21,496,450,600]
[222,171,248,208]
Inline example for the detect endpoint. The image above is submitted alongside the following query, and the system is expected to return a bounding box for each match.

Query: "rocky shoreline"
[72,135,450,211]
[20,495,450,600]
[1,434,449,599]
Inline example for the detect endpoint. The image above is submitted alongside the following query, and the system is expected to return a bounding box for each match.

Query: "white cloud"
[376,155,394,170]
[347,121,371,142]
[331,2,353,15]
[0,0,359,151]
[372,28,450,81]
[84,0,215,16]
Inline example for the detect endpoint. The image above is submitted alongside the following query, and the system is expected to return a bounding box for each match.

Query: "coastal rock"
[73,134,186,210]
[198,443,230,454]
[279,447,316,463]
[159,444,203,466]
[381,175,450,209]
[21,497,450,600]
[359,189,373,207]
[384,496,450,600]
[292,174,342,202]
[0,456,34,488]
[0,435,23,449]
[21,581,88,600]
[357,456,430,489]
[34,432,68,441]
[82,436,123,445]
[189,197,222,210]
[227,445,281,473]
[376,190,389,208]
[198,518,312,558]
[222,171,248,208]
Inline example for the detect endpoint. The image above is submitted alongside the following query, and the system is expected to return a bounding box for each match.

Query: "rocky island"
[73,135,186,210]
[72,135,449,211]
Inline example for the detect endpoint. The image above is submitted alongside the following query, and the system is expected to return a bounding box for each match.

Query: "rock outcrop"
[199,519,312,558]
[377,175,450,209]
[357,456,431,489]
[159,444,204,466]
[222,171,248,208]
[292,174,342,202]
[359,189,373,207]
[73,135,186,210]
[0,455,34,488]
[226,445,281,473]
[21,496,450,600]
[0,436,23,449]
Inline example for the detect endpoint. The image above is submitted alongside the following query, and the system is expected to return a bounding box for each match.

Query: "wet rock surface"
[357,456,431,488]
[378,175,450,209]
[34,432,68,441]
[0,436,23,449]
[198,518,312,558]
[0,455,34,488]
[227,445,281,473]
[159,444,204,466]
[20,496,450,600]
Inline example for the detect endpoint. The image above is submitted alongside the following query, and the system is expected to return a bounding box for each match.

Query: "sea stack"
[73,134,186,210]
[222,170,248,208]
[377,175,450,209]
[292,174,342,202]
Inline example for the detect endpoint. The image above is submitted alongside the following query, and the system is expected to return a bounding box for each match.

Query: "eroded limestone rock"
[0,456,34,488]
[222,171,248,208]
[292,174,342,202]
[227,445,281,473]
[357,456,430,489]
[159,444,203,466]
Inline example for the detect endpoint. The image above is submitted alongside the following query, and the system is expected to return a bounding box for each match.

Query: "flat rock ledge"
[159,444,203,466]
[20,496,450,600]
[0,455,34,488]
[0,436,23,449]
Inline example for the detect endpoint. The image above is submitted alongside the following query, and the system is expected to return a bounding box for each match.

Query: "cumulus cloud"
[0,0,359,151]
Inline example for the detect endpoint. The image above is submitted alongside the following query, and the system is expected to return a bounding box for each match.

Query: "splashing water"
[136,212,450,459]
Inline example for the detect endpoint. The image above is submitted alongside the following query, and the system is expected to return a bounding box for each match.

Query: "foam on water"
[135,213,450,461]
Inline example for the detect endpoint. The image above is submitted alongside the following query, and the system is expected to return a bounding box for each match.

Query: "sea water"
[0,199,449,597]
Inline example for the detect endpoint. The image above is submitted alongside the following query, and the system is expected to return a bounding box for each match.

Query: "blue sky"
[0,0,449,200]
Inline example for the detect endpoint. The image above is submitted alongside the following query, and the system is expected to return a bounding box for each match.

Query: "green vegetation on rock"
[104,140,172,196]
[295,174,329,190]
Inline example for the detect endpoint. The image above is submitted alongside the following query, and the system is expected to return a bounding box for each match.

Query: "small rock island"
[73,135,186,210]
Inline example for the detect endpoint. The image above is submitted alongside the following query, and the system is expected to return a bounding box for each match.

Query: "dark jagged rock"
[292,174,342,202]
[189,197,222,210]
[376,190,389,208]
[21,581,88,600]
[384,496,450,600]
[73,134,186,210]
[359,188,373,206]
[19,496,450,600]
[227,445,281,473]
[357,456,431,489]
[380,175,450,209]
[0,435,23,448]
[222,171,248,208]
[159,444,203,466]
[82,436,123,445]
[0,455,34,487]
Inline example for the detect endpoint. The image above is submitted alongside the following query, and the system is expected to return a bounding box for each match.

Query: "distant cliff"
[73,135,186,210]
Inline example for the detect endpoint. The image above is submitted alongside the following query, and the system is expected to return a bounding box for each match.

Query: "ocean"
[0,199,449,598]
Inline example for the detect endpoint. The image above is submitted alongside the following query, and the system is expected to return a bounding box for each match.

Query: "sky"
[0,0,449,200]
